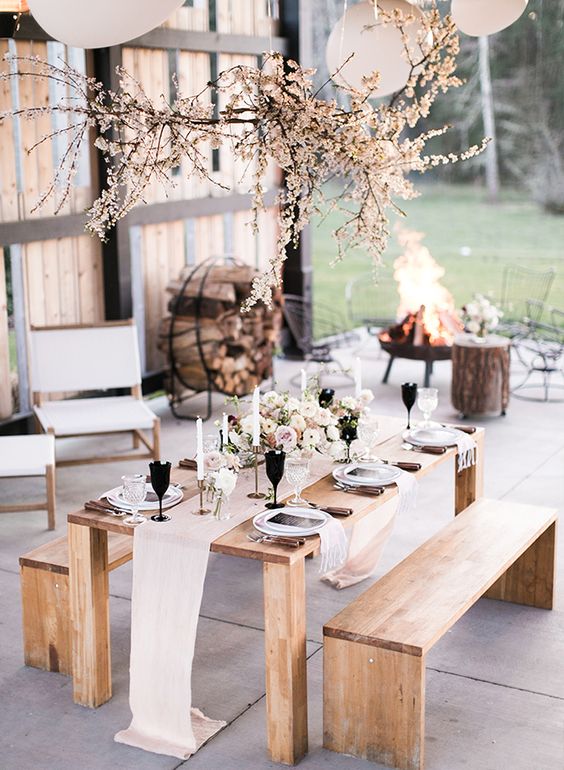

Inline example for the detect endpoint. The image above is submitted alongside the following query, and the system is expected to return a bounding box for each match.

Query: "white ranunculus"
[262,390,282,407]
[302,428,321,448]
[300,399,318,418]
[316,407,333,426]
[360,388,374,405]
[261,418,277,435]
[340,396,357,411]
[214,467,237,497]
[289,413,307,432]
[326,424,340,442]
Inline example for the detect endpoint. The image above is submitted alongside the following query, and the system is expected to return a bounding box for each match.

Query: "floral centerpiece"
[223,386,374,463]
[461,294,503,340]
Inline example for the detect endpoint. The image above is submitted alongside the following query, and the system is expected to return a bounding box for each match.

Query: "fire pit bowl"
[378,335,452,387]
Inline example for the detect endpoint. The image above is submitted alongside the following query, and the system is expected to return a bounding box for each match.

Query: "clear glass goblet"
[417,387,439,428]
[203,434,220,453]
[285,455,310,507]
[121,474,146,525]
[357,416,380,462]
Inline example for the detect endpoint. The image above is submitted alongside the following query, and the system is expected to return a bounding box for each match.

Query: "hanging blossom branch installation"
[0,4,486,308]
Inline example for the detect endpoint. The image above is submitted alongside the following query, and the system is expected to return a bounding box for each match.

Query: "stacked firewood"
[158,263,282,397]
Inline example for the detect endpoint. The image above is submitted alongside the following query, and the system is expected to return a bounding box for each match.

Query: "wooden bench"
[20,533,133,676]
[323,498,557,770]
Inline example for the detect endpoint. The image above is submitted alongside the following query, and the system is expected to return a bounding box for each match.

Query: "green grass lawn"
[312,183,564,330]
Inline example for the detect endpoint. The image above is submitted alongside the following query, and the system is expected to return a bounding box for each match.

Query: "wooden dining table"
[67,420,484,766]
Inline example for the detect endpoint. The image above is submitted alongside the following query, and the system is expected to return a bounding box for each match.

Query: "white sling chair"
[29,320,160,467]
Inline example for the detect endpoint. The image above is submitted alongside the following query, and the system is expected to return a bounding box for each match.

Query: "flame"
[393,227,462,345]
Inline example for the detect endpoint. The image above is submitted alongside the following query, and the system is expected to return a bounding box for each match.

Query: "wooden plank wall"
[0,2,283,416]
[130,4,281,373]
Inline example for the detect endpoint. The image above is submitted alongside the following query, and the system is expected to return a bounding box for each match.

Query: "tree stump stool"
[451,334,510,417]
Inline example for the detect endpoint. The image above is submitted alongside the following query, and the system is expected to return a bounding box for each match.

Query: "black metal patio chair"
[512,304,564,402]
[497,265,556,336]
[345,271,397,333]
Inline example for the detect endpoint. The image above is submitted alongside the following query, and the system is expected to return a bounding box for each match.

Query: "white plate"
[253,507,329,537]
[333,463,400,487]
[103,484,182,511]
[403,426,459,448]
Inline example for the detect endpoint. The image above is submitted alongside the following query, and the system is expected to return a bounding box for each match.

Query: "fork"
[247,533,305,547]
[334,482,385,496]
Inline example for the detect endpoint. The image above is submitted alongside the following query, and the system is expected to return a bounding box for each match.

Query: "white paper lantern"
[325,0,425,98]
[27,0,185,49]
[452,0,528,37]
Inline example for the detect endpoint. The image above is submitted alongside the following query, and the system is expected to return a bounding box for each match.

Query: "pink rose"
[274,425,298,452]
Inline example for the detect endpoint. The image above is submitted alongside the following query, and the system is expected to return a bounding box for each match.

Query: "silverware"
[334,482,385,496]
[401,442,447,455]
[84,501,128,517]
[247,533,305,547]
[304,500,354,516]
[380,459,421,472]
[441,423,477,435]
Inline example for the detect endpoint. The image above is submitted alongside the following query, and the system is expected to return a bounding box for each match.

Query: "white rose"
[289,413,306,432]
[262,390,282,407]
[204,450,223,471]
[302,428,320,448]
[214,467,237,497]
[360,388,374,405]
[341,396,357,411]
[286,397,301,413]
[326,425,340,442]
[329,440,346,461]
[300,400,318,419]
[240,414,254,435]
[316,407,332,427]
[467,320,480,334]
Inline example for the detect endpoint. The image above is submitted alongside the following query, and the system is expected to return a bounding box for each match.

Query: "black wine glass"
[264,450,286,509]
[318,388,335,409]
[401,383,418,430]
[149,461,172,522]
[340,420,358,464]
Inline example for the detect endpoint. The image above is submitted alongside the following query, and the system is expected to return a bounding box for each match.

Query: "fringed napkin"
[452,430,477,471]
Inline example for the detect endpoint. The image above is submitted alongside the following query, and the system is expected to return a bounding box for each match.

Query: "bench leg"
[20,565,71,675]
[324,637,425,770]
[455,430,484,514]
[263,558,308,765]
[486,520,557,609]
[69,523,111,707]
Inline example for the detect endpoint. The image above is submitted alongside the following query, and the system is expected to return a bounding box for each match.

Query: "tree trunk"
[479,35,500,203]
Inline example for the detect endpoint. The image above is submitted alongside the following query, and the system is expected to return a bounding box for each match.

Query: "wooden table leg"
[68,523,111,707]
[263,558,308,765]
[455,430,484,514]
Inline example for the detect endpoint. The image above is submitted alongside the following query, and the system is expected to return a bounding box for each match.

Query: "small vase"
[213,493,231,520]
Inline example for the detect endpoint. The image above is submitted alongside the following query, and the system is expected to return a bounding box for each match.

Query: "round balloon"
[452,0,528,37]
[28,0,185,49]
[325,0,426,97]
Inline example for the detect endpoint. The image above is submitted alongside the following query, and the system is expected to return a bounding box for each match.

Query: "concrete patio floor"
[1,341,563,770]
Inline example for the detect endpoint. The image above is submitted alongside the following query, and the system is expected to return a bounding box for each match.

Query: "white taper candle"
[252,386,260,446]
[300,368,307,395]
[196,416,204,480]
[222,412,229,447]
[354,357,362,399]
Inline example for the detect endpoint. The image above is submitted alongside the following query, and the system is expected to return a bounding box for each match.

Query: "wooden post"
[486,520,557,609]
[68,523,111,707]
[45,463,56,530]
[263,558,308,765]
[152,417,161,460]
[324,638,425,770]
[455,430,484,514]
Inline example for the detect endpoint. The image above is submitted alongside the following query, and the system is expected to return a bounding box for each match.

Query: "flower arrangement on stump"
[462,294,503,340]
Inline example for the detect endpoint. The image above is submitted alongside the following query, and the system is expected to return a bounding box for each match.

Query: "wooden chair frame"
[30,320,160,467]
[0,463,56,530]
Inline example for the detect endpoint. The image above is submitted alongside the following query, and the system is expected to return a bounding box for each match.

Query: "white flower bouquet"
[462,294,503,339]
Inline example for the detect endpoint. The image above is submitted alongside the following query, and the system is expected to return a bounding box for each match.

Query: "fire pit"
[378,228,463,386]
